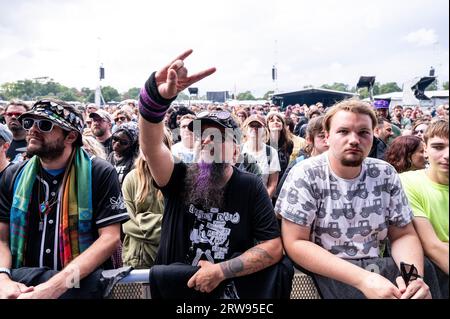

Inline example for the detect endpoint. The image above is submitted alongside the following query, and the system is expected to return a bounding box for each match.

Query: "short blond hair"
[323,99,377,132]
[424,118,449,145]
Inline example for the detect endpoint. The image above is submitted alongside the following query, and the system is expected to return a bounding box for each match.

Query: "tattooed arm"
[187,237,282,293]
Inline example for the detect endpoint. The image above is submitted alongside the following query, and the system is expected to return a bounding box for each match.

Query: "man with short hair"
[0,124,13,179]
[436,104,449,119]
[89,109,113,156]
[86,103,99,115]
[277,100,431,299]
[3,100,29,162]
[369,117,394,160]
[400,118,449,298]
[391,105,411,129]
[139,50,284,299]
[0,98,128,299]
[171,114,196,163]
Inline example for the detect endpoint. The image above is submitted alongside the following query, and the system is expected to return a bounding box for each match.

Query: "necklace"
[37,168,59,231]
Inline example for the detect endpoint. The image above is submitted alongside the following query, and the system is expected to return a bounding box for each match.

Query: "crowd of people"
[0,49,448,299]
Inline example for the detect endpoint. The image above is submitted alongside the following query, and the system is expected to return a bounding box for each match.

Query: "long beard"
[183,161,227,210]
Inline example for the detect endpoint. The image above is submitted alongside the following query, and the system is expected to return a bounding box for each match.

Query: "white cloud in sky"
[404,28,439,47]
[0,0,448,98]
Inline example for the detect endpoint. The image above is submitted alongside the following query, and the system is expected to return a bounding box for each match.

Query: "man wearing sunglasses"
[0,98,129,299]
[139,50,284,299]
[3,100,30,163]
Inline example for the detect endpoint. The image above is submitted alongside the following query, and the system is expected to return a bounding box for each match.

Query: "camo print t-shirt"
[275,152,413,259]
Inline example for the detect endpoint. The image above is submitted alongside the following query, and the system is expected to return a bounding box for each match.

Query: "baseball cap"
[188,110,241,143]
[373,99,390,109]
[0,124,13,143]
[87,103,99,110]
[89,109,113,122]
[242,114,266,128]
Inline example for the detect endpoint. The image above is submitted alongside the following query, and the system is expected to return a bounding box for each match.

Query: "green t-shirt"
[400,170,449,242]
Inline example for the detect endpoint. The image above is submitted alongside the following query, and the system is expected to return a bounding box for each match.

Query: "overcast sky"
[0,0,448,97]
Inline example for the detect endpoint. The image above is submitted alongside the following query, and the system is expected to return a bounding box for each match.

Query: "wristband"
[0,267,11,279]
[139,72,177,123]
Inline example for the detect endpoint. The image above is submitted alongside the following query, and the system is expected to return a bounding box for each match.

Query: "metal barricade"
[109,268,320,299]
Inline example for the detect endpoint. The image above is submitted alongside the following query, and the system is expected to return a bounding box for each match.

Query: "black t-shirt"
[101,137,113,157]
[6,139,27,161]
[106,153,135,187]
[0,156,129,270]
[0,162,13,180]
[155,162,280,265]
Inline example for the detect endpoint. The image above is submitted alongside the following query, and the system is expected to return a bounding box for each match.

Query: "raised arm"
[139,49,216,187]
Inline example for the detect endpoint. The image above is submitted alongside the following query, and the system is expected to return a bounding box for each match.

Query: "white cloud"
[404,28,439,47]
[0,0,448,98]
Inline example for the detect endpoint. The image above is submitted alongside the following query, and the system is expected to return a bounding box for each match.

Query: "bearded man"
[0,98,128,299]
[138,50,284,299]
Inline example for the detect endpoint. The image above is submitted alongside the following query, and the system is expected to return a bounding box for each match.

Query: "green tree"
[425,80,438,91]
[121,87,140,100]
[379,82,401,94]
[237,91,255,100]
[57,88,80,101]
[80,87,93,101]
[176,91,190,101]
[320,82,350,92]
[443,81,449,90]
[263,90,274,100]
[101,86,120,103]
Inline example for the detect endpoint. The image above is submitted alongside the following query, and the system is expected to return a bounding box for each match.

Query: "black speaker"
[412,76,436,100]
[356,76,376,89]
[188,87,198,95]
[429,67,435,77]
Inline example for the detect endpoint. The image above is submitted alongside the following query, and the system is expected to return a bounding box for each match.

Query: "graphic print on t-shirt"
[187,204,240,265]
[276,153,413,259]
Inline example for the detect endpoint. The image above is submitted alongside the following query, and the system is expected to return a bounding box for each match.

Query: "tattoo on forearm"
[221,258,244,279]
[220,247,274,279]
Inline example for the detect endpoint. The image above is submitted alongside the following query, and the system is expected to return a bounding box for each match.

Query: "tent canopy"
[272,88,356,109]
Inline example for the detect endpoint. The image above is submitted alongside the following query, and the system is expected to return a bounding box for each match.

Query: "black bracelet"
[139,72,177,123]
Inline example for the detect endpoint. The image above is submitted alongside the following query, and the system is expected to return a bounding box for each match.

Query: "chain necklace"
[37,167,59,231]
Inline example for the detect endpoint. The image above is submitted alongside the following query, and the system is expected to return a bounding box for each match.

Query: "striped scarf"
[10,148,93,268]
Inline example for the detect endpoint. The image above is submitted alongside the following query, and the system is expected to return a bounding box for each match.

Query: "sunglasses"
[112,136,130,146]
[4,112,23,118]
[413,129,425,135]
[114,116,127,122]
[400,262,421,286]
[249,123,263,129]
[22,117,55,133]
[193,131,228,143]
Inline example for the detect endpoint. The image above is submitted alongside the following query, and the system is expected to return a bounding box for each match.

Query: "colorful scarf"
[10,148,93,268]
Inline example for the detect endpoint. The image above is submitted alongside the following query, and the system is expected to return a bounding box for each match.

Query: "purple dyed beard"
[183,161,227,210]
